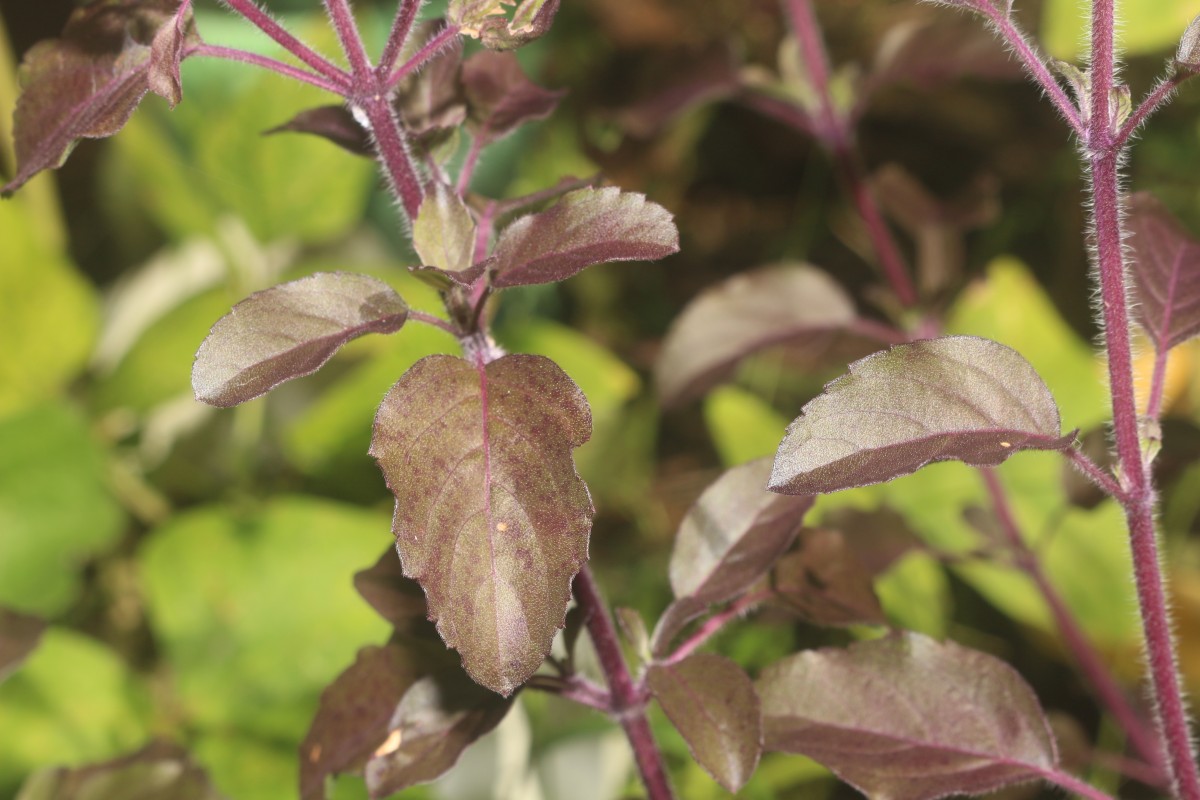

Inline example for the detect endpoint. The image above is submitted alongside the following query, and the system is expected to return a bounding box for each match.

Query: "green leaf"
[758,633,1058,800]
[413,183,478,274]
[370,354,593,694]
[138,497,392,736]
[0,199,99,416]
[703,386,792,467]
[490,187,679,288]
[648,654,762,793]
[0,404,124,616]
[193,273,408,407]
[2,0,198,195]
[0,629,149,793]
[1042,0,1199,60]
[770,336,1072,496]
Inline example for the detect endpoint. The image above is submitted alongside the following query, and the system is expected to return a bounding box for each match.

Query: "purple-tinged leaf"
[1126,192,1200,351]
[479,0,561,50]
[648,653,762,793]
[413,183,477,274]
[616,47,740,137]
[395,27,467,141]
[365,671,513,797]
[370,354,593,695]
[819,506,922,576]
[653,458,813,655]
[462,51,564,146]
[1177,14,1200,73]
[758,632,1059,800]
[409,261,490,291]
[656,264,883,408]
[22,741,222,800]
[769,336,1072,496]
[266,106,372,156]
[353,548,438,638]
[2,0,198,196]
[771,529,887,627]
[490,187,679,289]
[192,272,408,408]
[0,607,46,682]
[300,642,512,800]
[869,14,1018,93]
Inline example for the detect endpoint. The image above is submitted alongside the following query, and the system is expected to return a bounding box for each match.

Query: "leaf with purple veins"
[769,336,1072,496]
[192,272,408,407]
[1127,192,1200,351]
[758,632,1059,800]
[490,187,679,289]
[3,0,198,196]
[370,354,593,695]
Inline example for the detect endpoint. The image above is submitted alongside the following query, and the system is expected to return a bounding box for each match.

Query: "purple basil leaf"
[23,741,222,800]
[769,336,1072,496]
[757,632,1059,800]
[490,187,680,289]
[479,0,561,50]
[656,264,882,408]
[462,51,564,146]
[819,506,922,576]
[353,548,439,638]
[413,182,477,274]
[647,653,762,793]
[265,106,372,156]
[770,529,887,627]
[365,671,513,797]
[1126,192,1200,351]
[653,458,813,656]
[192,272,408,408]
[370,354,593,695]
[0,607,46,682]
[395,25,467,141]
[2,0,198,196]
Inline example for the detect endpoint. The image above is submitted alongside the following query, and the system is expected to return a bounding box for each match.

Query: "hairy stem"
[187,44,347,94]
[386,24,462,91]
[573,567,675,800]
[1065,447,1126,502]
[356,94,424,218]
[323,0,373,80]
[785,0,918,308]
[1117,75,1186,148]
[378,0,423,78]
[980,469,1165,780]
[218,0,350,87]
[659,590,772,667]
[1037,768,1119,800]
[1088,1,1200,797]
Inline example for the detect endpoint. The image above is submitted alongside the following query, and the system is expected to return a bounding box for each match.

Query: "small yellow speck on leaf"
[374,729,403,758]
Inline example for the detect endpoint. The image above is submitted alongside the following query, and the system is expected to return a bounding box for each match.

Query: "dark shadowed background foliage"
[5,0,1200,797]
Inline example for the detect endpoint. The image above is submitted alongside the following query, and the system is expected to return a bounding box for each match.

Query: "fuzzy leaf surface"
[0,608,46,682]
[1127,192,1200,351]
[758,632,1058,800]
[654,458,812,655]
[462,51,564,145]
[656,264,873,407]
[771,529,887,627]
[266,106,372,156]
[370,354,593,695]
[490,187,679,288]
[413,183,477,274]
[192,272,408,407]
[3,0,197,196]
[648,653,762,793]
[769,336,1070,495]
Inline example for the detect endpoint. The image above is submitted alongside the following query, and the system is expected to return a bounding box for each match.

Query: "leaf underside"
[769,335,1071,496]
[192,272,408,407]
[648,653,762,793]
[656,264,876,407]
[1127,191,1200,351]
[370,354,593,695]
[771,528,888,627]
[757,632,1058,800]
[3,0,196,196]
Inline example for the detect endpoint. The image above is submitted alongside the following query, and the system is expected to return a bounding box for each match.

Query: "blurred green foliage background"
[5,0,1200,798]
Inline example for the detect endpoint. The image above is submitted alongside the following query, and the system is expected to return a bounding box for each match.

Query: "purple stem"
[981,468,1166,781]
[386,25,462,91]
[218,0,350,87]
[186,44,348,94]
[659,591,771,667]
[970,1,1084,137]
[524,674,613,712]
[407,309,460,336]
[323,0,373,80]
[1065,447,1127,502]
[377,0,423,79]
[456,136,485,195]
[1037,768,1118,800]
[784,0,919,309]
[573,567,675,800]
[357,94,425,218]
[1117,75,1186,149]
[1089,1,1200,795]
